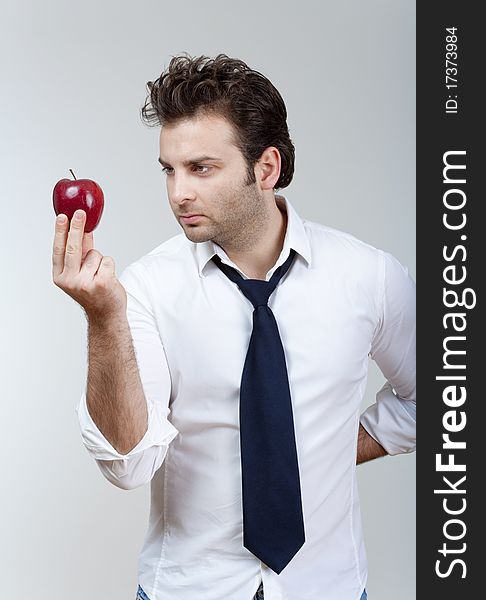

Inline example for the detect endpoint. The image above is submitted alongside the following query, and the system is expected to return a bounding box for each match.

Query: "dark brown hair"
[140,53,295,190]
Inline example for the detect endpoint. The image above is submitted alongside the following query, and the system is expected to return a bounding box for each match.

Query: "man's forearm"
[356,424,388,464]
[86,314,148,455]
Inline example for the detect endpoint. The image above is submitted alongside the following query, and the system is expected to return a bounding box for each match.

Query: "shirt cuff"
[75,391,179,462]
[359,381,416,455]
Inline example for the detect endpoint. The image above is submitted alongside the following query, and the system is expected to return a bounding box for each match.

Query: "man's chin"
[181,227,213,244]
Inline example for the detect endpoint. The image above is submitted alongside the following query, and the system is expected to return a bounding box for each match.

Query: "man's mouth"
[180,214,204,224]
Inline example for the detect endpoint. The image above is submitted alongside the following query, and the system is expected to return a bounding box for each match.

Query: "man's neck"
[223,197,288,280]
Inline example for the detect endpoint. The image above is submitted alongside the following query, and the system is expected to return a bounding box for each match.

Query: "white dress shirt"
[76,195,416,600]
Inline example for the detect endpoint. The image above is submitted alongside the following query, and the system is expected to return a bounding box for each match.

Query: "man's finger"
[63,209,86,274]
[79,248,103,279]
[82,231,94,262]
[95,255,116,278]
[52,214,69,278]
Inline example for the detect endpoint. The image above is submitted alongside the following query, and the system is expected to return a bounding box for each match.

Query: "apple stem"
[69,169,77,180]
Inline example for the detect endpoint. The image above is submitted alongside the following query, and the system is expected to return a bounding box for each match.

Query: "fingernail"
[75,210,84,220]
[57,214,66,223]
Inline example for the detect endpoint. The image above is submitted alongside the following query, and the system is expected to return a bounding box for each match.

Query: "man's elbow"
[95,446,168,490]
[95,461,147,490]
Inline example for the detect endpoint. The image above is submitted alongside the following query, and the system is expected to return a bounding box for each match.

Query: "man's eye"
[161,166,210,175]
[193,165,210,174]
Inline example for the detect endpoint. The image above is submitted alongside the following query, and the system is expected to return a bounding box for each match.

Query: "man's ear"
[256,147,281,190]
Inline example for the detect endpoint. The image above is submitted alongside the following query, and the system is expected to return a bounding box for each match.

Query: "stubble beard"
[180,179,268,252]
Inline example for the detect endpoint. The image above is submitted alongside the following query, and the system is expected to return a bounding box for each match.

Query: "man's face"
[159,113,268,250]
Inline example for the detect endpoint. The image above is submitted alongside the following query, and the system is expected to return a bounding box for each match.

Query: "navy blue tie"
[212,249,305,574]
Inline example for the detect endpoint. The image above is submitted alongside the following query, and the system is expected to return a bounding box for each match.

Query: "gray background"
[0,1,415,598]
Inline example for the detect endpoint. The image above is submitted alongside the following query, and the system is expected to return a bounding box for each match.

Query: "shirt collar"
[195,194,312,278]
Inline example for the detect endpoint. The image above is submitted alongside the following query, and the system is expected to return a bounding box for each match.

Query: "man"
[52,54,415,600]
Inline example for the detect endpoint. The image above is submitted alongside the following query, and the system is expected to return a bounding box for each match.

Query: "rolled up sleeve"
[75,261,179,489]
[360,251,416,455]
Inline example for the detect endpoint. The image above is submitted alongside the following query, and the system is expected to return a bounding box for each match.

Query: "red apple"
[53,169,104,233]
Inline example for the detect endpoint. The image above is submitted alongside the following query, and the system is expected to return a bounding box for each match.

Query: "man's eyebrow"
[158,156,223,167]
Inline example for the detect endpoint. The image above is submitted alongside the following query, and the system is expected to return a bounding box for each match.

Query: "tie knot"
[236,279,275,308]
[211,249,296,309]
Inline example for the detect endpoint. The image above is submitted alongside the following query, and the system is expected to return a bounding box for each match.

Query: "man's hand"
[356,424,388,464]
[52,209,127,323]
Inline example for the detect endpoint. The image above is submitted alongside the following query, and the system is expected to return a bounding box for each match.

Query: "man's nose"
[169,172,197,205]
